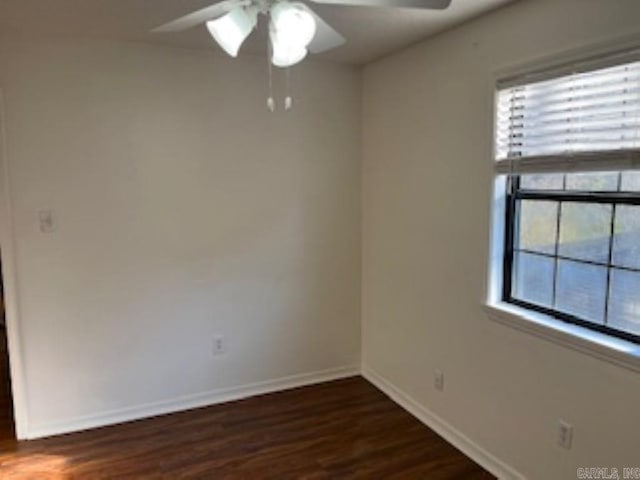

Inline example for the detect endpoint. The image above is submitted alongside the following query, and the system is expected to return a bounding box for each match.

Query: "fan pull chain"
[284,67,293,111]
[267,41,275,112]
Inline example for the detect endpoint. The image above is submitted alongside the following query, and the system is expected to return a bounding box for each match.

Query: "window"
[494,50,640,344]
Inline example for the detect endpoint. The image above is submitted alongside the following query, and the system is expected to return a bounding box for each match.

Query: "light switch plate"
[38,209,55,233]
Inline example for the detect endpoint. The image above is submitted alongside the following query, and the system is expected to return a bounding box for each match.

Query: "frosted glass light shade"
[269,2,316,68]
[270,2,316,47]
[271,42,308,68]
[206,7,257,57]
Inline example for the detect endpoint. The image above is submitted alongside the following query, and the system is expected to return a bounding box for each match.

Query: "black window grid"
[503,173,640,345]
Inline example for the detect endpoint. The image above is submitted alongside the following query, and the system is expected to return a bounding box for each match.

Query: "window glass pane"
[506,167,640,339]
[608,269,640,336]
[512,252,554,308]
[516,200,558,255]
[555,260,607,324]
[612,205,640,270]
[520,174,564,190]
[620,171,640,192]
[558,202,612,263]
[565,172,619,192]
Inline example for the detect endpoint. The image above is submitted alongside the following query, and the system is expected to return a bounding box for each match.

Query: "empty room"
[0,0,639,478]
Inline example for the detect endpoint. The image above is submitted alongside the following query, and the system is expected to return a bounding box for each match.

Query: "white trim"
[26,365,360,440]
[484,303,640,373]
[362,366,524,480]
[0,88,29,439]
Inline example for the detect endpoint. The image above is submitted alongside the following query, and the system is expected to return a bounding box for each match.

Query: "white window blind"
[495,52,640,174]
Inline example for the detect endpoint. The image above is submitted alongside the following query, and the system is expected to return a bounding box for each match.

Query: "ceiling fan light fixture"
[270,2,316,48]
[206,6,258,57]
[271,43,308,68]
[269,1,316,67]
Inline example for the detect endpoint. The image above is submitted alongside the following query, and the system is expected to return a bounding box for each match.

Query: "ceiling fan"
[153,0,452,66]
[153,0,451,109]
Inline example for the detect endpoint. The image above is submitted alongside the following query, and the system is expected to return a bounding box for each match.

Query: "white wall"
[3,1,640,475]
[362,0,640,478]
[0,34,361,438]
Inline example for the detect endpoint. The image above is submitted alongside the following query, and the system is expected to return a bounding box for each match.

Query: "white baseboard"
[362,365,525,480]
[26,363,524,480]
[26,365,360,440]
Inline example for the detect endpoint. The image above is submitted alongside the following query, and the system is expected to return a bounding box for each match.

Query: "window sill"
[484,302,640,373]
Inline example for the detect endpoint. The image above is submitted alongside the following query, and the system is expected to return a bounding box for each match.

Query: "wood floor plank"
[0,376,494,479]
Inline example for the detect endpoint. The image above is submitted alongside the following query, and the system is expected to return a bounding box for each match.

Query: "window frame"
[486,35,640,370]
[502,174,640,345]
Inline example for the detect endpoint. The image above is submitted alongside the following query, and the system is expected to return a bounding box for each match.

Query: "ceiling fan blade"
[299,5,346,54]
[152,0,245,33]
[309,0,451,9]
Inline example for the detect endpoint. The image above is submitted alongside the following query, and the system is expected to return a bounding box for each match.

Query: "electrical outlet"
[434,370,444,392]
[557,420,573,449]
[212,335,226,356]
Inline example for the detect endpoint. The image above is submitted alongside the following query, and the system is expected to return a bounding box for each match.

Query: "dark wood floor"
[0,376,493,479]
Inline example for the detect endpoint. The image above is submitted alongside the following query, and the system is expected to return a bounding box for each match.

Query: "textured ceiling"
[0,0,517,65]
